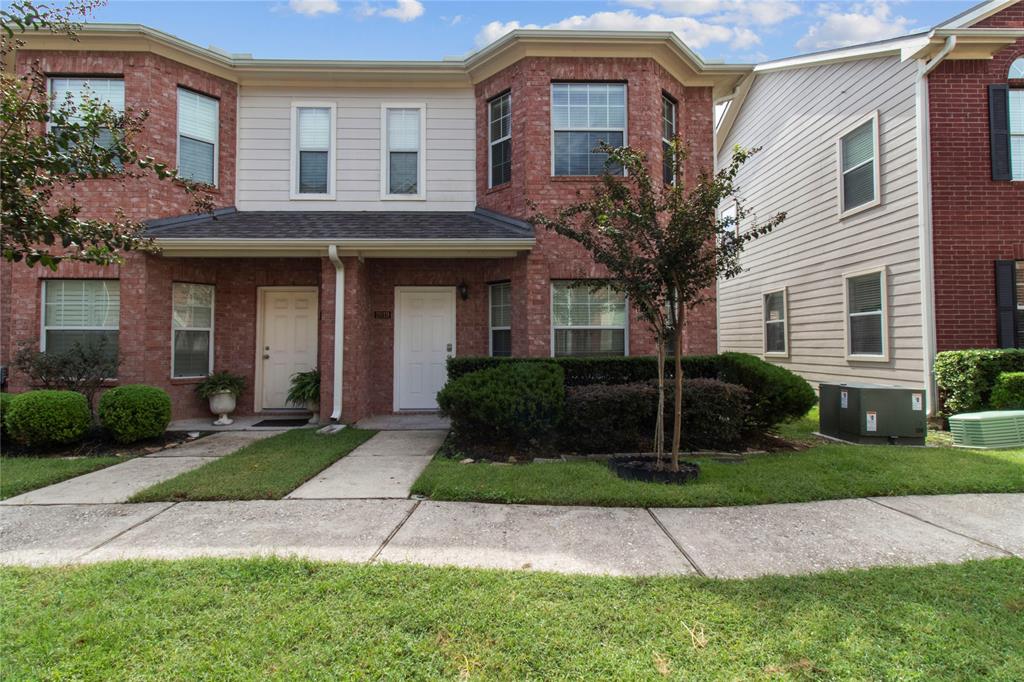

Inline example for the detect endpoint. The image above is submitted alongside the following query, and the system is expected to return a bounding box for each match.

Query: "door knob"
[263,354,270,359]
[446,343,453,352]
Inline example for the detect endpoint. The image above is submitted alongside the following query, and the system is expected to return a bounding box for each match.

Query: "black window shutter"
[995,260,1018,348]
[989,84,1011,181]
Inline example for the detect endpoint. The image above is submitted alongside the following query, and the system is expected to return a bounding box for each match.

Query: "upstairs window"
[551,282,627,356]
[383,106,424,198]
[172,283,214,378]
[551,83,626,176]
[838,112,880,216]
[42,280,120,365]
[292,103,335,198]
[763,289,788,356]
[662,94,677,185]
[845,269,887,360]
[489,282,511,357]
[177,88,218,186]
[48,77,124,153]
[488,92,511,188]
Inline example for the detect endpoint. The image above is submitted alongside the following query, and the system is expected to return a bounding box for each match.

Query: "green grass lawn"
[2,558,1021,680]
[130,428,375,502]
[413,408,1024,508]
[0,456,125,500]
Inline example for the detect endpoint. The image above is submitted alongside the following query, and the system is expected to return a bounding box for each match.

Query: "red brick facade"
[928,11,1024,350]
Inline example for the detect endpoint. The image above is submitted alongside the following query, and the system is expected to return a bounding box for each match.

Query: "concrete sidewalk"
[2,493,1021,577]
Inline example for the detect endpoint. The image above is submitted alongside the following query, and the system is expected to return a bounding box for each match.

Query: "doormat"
[252,418,310,427]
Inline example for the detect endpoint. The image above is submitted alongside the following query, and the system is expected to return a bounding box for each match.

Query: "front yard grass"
[130,427,375,502]
[0,456,124,500]
[2,558,1022,679]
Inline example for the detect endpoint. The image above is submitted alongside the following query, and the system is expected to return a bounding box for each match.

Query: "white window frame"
[836,110,881,218]
[762,287,789,358]
[549,281,629,357]
[488,281,512,357]
[662,93,677,185]
[720,203,738,235]
[843,266,889,362]
[176,87,219,187]
[380,102,427,200]
[289,101,336,200]
[170,282,215,380]
[39,279,120,352]
[488,91,511,189]
[1009,88,1023,182]
[550,82,628,177]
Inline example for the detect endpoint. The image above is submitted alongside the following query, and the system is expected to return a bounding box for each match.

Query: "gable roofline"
[937,0,1020,29]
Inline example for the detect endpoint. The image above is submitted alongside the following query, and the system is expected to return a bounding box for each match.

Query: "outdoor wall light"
[457,282,469,301]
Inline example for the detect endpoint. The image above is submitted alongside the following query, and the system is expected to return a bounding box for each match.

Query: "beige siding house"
[715,53,927,395]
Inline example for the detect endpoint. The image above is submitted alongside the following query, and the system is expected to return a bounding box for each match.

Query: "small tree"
[532,141,785,470]
[1,0,214,269]
[13,338,120,420]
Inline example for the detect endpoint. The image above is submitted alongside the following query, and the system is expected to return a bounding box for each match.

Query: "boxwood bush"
[0,392,13,441]
[99,385,172,443]
[990,372,1024,410]
[934,349,1024,415]
[5,390,91,447]
[438,362,564,451]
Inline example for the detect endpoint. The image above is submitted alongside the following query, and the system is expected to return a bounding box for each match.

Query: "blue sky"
[84,1,978,63]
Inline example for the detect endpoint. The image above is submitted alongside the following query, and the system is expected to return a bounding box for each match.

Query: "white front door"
[394,287,456,410]
[259,288,318,410]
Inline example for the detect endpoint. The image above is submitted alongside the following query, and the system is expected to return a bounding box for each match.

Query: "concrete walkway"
[2,493,1021,577]
[0,431,279,505]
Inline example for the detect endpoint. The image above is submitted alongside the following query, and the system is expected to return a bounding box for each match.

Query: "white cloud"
[621,1,801,26]
[796,1,914,51]
[289,0,339,16]
[475,10,761,49]
[363,0,425,22]
[441,15,464,27]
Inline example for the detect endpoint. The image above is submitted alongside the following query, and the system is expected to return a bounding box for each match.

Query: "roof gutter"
[327,245,345,422]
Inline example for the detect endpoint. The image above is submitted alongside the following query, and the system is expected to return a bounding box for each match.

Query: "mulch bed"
[1,430,204,459]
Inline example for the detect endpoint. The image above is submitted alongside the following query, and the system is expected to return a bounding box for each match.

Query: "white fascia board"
[754,33,929,74]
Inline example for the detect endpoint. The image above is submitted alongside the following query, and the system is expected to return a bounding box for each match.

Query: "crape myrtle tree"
[1,0,214,270]
[531,140,786,471]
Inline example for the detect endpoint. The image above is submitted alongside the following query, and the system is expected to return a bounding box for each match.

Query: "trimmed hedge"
[99,385,172,443]
[934,349,1024,415]
[5,390,91,447]
[447,353,814,429]
[438,362,565,451]
[0,392,12,441]
[990,372,1024,410]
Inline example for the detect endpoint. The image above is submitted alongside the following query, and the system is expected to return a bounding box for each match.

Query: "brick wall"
[474,57,717,357]
[928,30,1024,350]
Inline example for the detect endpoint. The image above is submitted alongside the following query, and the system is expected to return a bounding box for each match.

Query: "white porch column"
[328,245,345,421]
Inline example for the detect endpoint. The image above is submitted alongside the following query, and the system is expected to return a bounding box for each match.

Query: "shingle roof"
[146,208,535,241]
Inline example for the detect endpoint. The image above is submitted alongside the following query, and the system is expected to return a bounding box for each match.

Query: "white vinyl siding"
[489,282,511,357]
[716,56,923,389]
[383,106,424,198]
[551,282,627,356]
[177,88,218,186]
[238,88,473,211]
[171,283,214,378]
[551,83,626,176]
[488,92,511,188]
[838,111,880,215]
[41,280,120,361]
[291,103,335,199]
[1009,89,1023,181]
[845,269,888,360]
[763,289,788,356]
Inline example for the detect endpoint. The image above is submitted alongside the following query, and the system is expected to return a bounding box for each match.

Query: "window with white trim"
[384,106,423,196]
[845,270,887,359]
[551,282,627,356]
[839,113,879,214]
[489,282,511,357]
[177,88,218,186]
[1009,88,1023,181]
[1010,57,1024,79]
[488,92,511,188]
[551,83,626,176]
[720,203,738,234]
[292,104,334,197]
[171,283,214,378]
[42,280,120,364]
[763,289,787,356]
[48,77,124,153]
[662,94,677,185]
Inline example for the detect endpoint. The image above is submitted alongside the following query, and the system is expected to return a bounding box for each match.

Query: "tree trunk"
[655,337,666,470]
[671,307,684,472]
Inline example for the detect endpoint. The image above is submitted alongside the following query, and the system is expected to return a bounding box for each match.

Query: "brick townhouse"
[1,25,748,422]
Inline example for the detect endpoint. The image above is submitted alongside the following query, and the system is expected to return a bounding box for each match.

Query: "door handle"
[263,354,270,359]
[446,343,452,352]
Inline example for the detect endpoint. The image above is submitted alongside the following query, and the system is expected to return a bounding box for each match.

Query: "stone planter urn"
[209,390,237,426]
[307,401,320,426]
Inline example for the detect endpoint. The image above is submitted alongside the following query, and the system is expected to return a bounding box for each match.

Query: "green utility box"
[819,383,927,445]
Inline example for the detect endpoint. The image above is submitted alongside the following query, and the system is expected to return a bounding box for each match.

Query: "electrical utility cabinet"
[819,383,927,445]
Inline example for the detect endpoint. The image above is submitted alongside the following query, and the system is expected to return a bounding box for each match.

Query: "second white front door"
[259,288,318,410]
[394,287,456,410]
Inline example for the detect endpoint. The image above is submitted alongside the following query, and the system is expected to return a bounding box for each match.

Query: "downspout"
[327,245,345,421]
[915,35,955,414]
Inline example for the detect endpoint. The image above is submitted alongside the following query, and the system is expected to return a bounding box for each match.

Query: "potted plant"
[195,371,246,425]
[287,369,321,425]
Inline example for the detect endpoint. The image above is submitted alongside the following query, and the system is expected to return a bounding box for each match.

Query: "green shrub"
[561,382,658,453]
[99,385,172,443]
[447,353,812,429]
[670,378,751,451]
[0,392,13,441]
[934,349,1024,415]
[5,390,91,447]
[438,363,564,451]
[195,371,246,400]
[990,372,1024,410]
